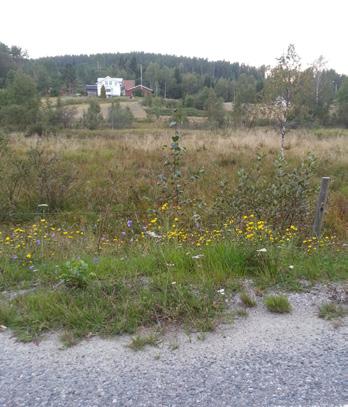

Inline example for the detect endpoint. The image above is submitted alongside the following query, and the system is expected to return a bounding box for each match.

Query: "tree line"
[0,41,348,131]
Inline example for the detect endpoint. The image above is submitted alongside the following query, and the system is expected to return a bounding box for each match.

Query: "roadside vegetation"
[319,303,347,320]
[0,42,347,344]
[264,295,292,314]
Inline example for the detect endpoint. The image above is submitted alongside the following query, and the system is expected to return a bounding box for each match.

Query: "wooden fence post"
[313,177,330,237]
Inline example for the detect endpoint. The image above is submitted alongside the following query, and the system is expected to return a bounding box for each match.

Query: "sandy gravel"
[0,288,347,407]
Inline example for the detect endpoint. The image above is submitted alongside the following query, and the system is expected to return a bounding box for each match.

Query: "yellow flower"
[26,253,32,259]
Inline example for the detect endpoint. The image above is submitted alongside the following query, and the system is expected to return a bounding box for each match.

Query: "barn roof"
[128,84,153,92]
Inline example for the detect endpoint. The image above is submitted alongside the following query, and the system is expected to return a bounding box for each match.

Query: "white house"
[97,76,123,97]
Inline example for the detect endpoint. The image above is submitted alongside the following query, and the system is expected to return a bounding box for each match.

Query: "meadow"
[0,126,347,343]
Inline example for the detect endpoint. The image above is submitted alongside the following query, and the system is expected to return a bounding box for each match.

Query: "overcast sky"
[1,0,347,74]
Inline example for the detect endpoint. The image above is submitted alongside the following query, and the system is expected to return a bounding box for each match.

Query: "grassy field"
[0,126,347,343]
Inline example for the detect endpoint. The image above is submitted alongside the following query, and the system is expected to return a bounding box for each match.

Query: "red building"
[123,80,135,97]
[125,84,153,97]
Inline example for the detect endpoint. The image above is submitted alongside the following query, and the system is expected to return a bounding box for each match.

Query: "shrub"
[82,100,103,130]
[222,153,317,231]
[107,101,134,129]
[264,295,291,313]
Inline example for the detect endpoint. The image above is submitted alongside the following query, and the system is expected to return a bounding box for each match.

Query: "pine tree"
[100,84,106,99]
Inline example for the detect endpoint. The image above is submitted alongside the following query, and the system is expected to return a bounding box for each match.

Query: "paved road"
[1,292,347,406]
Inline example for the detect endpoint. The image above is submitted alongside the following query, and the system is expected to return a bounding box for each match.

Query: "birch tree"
[264,44,301,158]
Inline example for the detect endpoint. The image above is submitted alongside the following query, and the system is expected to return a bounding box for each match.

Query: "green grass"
[264,295,291,313]
[127,334,161,351]
[0,242,347,343]
[240,291,257,307]
[318,303,347,320]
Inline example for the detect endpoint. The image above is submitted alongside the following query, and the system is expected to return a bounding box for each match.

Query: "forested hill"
[23,51,267,98]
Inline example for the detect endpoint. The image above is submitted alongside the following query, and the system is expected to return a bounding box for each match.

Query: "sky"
[1,0,347,74]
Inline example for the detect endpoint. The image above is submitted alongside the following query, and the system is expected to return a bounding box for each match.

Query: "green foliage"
[127,334,161,351]
[240,291,257,307]
[107,101,134,129]
[100,84,106,99]
[161,121,186,205]
[184,94,195,108]
[0,141,77,218]
[82,100,103,129]
[235,73,257,104]
[0,71,39,130]
[319,303,346,320]
[59,259,95,289]
[337,78,348,127]
[1,241,346,342]
[264,295,291,313]
[226,154,317,230]
[205,89,225,127]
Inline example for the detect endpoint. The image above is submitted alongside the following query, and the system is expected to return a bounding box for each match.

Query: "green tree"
[0,71,39,130]
[336,78,348,127]
[145,62,161,95]
[62,63,76,94]
[205,89,225,127]
[235,74,257,104]
[82,100,103,130]
[107,101,134,129]
[100,84,106,99]
[263,44,302,157]
[215,78,235,102]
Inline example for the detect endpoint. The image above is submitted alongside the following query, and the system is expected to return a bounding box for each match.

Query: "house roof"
[97,77,123,82]
[128,84,153,92]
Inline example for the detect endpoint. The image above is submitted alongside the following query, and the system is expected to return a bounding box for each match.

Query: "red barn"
[126,84,153,97]
[123,80,136,97]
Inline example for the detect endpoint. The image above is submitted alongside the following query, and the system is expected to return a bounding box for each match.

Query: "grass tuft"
[240,291,257,307]
[264,295,291,313]
[319,303,347,320]
[127,334,161,351]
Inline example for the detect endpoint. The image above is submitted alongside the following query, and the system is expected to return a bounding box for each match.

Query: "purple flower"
[36,239,41,246]
[11,255,18,261]
[127,220,133,228]
[29,265,34,271]
[121,231,126,238]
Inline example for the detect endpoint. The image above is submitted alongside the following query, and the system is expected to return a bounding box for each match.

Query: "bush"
[82,100,103,130]
[184,95,195,108]
[221,154,317,231]
[107,101,134,129]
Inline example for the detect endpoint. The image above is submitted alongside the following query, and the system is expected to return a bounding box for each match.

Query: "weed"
[264,295,291,313]
[59,259,95,289]
[319,303,347,320]
[235,309,249,318]
[127,334,161,351]
[240,291,257,307]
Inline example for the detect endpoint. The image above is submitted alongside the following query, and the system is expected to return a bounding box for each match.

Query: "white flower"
[217,288,225,295]
[146,231,162,238]
[171,281,176,285]
[166,263,175,267]
[256,248,267,253]
[192,254,204,259]
[289,265,294,269]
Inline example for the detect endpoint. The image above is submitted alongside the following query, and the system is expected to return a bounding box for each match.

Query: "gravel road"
[1,289,347,407]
